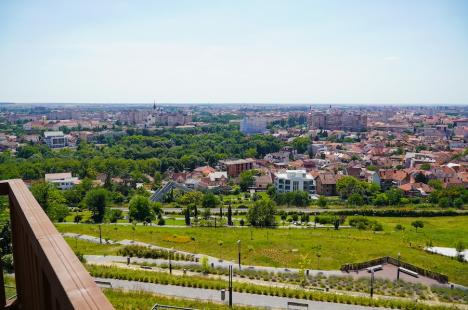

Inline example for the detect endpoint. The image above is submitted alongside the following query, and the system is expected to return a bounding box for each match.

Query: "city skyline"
[1,0,468,104]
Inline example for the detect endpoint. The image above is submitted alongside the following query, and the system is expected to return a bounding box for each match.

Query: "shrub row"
[117,245,197,262]
[88,265,456,310]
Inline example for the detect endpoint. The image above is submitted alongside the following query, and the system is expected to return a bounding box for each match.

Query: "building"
[240,117,267,135]
[219,158,255,177]
[45,172,80,190]
[43,131,68,148]
[309,110,367,131]
[404,152,436,168]
[274,170,316,195]
[315,173,337,196]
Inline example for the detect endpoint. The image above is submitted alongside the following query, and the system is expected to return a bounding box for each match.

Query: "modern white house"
[274,170,316,195]
[44,131,68,148]
[45,172,80,190]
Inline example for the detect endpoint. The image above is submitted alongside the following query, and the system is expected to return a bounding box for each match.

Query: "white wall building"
[274,170,316,195]
[44,131,68,148]
[45,172,80,190]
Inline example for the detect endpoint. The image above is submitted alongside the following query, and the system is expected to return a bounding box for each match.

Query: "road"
[95,277,388,310]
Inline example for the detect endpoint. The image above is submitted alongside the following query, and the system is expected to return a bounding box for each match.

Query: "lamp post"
[397,252,401,280]
[237,240,241,270]
[169,248,174,274]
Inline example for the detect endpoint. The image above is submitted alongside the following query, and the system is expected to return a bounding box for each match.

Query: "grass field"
[104,289,259,310]
[56,216,468,286]
[64,237,123,255]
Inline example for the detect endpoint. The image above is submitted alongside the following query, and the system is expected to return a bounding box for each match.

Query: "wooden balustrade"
[0,179,114,310]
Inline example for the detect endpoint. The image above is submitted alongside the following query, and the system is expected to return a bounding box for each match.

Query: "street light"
[237,240,241,270]
[169,248,174,274]
[397,252,401,280]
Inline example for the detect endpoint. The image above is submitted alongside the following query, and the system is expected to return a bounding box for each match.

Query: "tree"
[420,163,431,170]
[317,196,327,208]
[414,172,428,184]
[177,191,203,206]
[109,209,123,223]
[31,181,69,222]
[183,207,191,226]
[202,192,220,208]
[386,188,403,206]
[333,217,340,230]
[247,198,276,227]
[428,179,443,190]
[292,136,310,154]
[455,241,465,262]
[129,195,154,222]
[83,188,110,223]
[347,193,364,206]
[411,220,424,232]
[373,193,389,206]
[227,204,233,226]
[336,176,361,199]
[202,207,211,220]
[0,221,12,256]
[239,170,255,192]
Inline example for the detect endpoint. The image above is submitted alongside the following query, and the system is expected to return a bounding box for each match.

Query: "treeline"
[0,125,283,181]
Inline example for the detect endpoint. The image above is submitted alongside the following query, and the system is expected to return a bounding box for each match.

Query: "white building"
[274,170,316,195]
[44,131,68,148]
[45,172,80,190]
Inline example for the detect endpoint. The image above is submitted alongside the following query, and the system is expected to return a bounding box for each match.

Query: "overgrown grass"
[57,216,468,285]
[104,288,259,310]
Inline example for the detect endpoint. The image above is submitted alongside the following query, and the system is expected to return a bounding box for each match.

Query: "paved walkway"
[94,277,388,310]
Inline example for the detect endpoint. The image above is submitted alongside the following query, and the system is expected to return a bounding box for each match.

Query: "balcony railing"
[0,179,114,310]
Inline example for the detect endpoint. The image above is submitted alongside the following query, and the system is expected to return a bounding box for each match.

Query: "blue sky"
[0,0,467,104]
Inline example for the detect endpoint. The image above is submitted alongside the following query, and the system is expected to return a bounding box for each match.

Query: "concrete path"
[95,277,388,310]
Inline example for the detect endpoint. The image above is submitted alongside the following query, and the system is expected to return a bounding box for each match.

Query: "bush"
[349,216,383,231]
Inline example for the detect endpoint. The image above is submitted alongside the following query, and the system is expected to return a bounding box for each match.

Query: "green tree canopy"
[129,195,154,222]
[83,188,110,223]
[247,198,277,227]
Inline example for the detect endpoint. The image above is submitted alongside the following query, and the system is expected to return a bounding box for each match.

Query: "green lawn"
[64,237,123,255]
[57,216,468,286]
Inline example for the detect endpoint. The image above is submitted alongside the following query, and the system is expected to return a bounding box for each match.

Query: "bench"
[141,266,152,270]
[366,265,383,273]
[399,267,419,278]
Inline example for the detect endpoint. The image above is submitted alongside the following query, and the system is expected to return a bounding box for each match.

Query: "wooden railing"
[0,179,114,310]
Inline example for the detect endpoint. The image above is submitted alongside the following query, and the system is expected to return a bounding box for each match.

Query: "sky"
[0,0,467,104]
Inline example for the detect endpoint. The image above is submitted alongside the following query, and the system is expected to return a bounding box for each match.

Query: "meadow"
[56,216,468,285]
